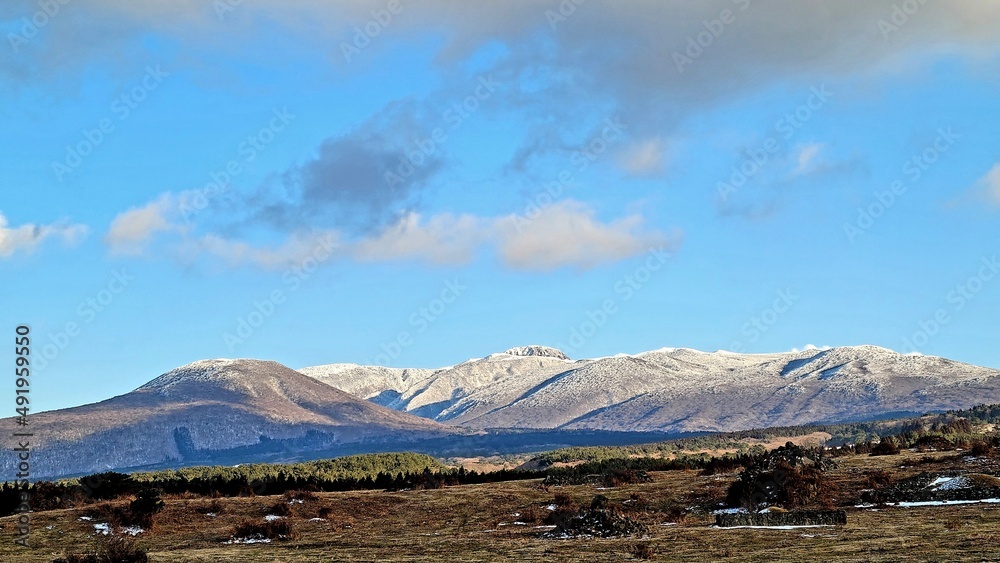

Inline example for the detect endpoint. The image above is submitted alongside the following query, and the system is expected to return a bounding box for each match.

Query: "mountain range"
[5,345,1000,480]
[301,345,1000,433]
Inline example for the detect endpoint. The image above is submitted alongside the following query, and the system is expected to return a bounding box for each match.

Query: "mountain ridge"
[301,345,1000,434]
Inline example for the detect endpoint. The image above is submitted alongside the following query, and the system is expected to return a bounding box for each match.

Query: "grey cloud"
[247,100,445,234]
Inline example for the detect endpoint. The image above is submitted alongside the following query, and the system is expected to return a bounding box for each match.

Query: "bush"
[194,499,225,515]
[79,472,136,501]
[53,533,148,563]
[651,498,686,523]
[631,542,655,559]
[725,442,833,510]
[864,469,894,489]
[869,438,901,456]
[268,501,294,517]
[970,441,994,457]
[126,489,164,529]
[544,495,648,538]
[553,491,575,507]
[602,469,652,488]
[231,518,299,541]
[284,489,318,502]
[622,493,650,513]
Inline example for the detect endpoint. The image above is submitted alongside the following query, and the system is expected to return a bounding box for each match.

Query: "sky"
[2,0,999,413]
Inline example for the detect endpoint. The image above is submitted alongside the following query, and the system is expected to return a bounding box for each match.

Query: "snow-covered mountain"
[0,359,461,479]
[300,345,1000,433]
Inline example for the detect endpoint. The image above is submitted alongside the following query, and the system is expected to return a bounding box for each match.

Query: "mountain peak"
[501,345,570,360]
[137,358,280,391]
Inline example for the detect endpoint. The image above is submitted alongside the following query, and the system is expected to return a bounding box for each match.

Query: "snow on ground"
[932,477,970,491]
[858,499,1000,508]
[895,499,1000,508]
[716,525,835,530]
[713,507,747,515]
[264,514,285,521]
[226,537,271,544]
[92,522,142,535]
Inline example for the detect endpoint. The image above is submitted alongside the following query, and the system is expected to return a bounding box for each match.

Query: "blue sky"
[2,1,999,412]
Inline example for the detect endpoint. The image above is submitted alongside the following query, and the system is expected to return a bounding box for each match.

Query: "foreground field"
[3,450,1000,562]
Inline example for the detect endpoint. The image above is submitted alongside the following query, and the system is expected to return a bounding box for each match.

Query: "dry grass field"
[4,450,1000,562]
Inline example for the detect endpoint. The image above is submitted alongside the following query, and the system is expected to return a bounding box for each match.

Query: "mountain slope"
[1,359,461,480]
[299,346,574,419]
[300,346,1000,433]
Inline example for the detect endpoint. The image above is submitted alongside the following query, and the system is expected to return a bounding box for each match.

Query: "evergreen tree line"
[3,404,997,518]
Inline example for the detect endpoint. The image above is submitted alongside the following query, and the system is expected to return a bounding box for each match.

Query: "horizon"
[17,341,994,417]
[3,1,999,414]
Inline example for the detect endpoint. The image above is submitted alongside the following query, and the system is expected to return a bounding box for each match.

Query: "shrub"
[553,492,575,507]
[631,542,655,559]
[602,469,652,488]
[622,493,650,513]
[53,533,148,563]
[869,438,901,456]
[126,489,165,529]
[864,469,894,489]
[78,472,135,501]
[652,498,686,523]
[194,499,225,515]
[268,501,294,517]
[545,497,648,539]
[284,489,318,502]
[970,441,994,457]
[725,442,833,510]
[518,505,546,525]
[231,518,299,541]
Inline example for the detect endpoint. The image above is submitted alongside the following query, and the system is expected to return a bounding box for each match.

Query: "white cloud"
[353,212,485,265]
[977,163,1000,206]
[104,193,181,255]
[496,200,677,271]
[790,344,832,353]
[184,231,341,270]
[618,138,668,176]
[792,143,824,176]
[104,192,680,272]
[0,213,88,258]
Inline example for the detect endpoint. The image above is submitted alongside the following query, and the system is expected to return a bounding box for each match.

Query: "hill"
[0,359,462,480]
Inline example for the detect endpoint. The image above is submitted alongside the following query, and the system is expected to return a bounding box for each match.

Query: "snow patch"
[227,536,271,544]
[717,525,834,530]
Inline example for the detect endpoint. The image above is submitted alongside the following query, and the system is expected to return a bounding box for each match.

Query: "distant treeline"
[131,452,448,484]
[3,404,998,518]
[535,403,1000,465]
[0,453,543,517]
